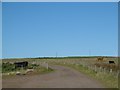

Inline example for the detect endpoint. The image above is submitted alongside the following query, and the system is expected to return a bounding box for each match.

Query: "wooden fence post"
[103,68,106,74]
[95,65,97,72]
[46,63,48,70]
[110,69,112,73]
[99,66,102,72]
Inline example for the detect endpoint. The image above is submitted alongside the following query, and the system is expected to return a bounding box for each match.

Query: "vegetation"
[2,62,54,75]
[2,62,16,73]
[2,57,118,88]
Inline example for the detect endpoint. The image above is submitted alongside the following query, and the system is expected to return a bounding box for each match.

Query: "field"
[2,56,119,88]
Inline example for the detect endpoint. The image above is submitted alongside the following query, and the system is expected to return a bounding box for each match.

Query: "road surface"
[3,65,105,88]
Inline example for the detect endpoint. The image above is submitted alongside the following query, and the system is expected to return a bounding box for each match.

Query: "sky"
[2,2,118,58]
[0,2,2,59]
[2,0,120,2]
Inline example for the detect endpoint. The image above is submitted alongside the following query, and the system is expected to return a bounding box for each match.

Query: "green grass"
[2,62,54,76]
[33,66,54,74]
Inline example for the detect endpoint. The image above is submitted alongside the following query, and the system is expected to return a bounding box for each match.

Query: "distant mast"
[89,50,91,56]
[56,52,58,58]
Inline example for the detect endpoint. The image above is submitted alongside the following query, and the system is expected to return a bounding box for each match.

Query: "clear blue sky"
[3,2,118,58]
[0,2,2,59]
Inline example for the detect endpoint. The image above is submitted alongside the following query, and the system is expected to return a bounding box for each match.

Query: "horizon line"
[2,55,118,59]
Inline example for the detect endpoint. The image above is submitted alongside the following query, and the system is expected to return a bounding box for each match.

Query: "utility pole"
[89,50,91,56]
[56,52,58,58]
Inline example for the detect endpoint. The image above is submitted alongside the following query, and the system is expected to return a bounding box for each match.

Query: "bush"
[28,64,39,69]
[2,62,15,73]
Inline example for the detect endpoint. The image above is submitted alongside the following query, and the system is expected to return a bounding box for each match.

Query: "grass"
[33,66,54,74]
[2,62,54,77]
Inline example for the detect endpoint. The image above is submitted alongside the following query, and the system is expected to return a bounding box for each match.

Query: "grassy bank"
[2,67,54,78]
[2,62,54,77]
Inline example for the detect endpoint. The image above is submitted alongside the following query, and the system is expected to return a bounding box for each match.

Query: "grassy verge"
[34,66,54,74]
[55,63,118,88]
[2,67,54,80]
[2,64,54,78]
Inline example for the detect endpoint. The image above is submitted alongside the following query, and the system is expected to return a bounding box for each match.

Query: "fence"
[49,58,119,78]
[30,58,119,77]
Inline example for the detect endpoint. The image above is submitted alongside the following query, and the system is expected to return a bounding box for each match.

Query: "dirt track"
[3,65,105,88]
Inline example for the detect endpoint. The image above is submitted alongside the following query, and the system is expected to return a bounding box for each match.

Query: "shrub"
[2,62,15,73]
